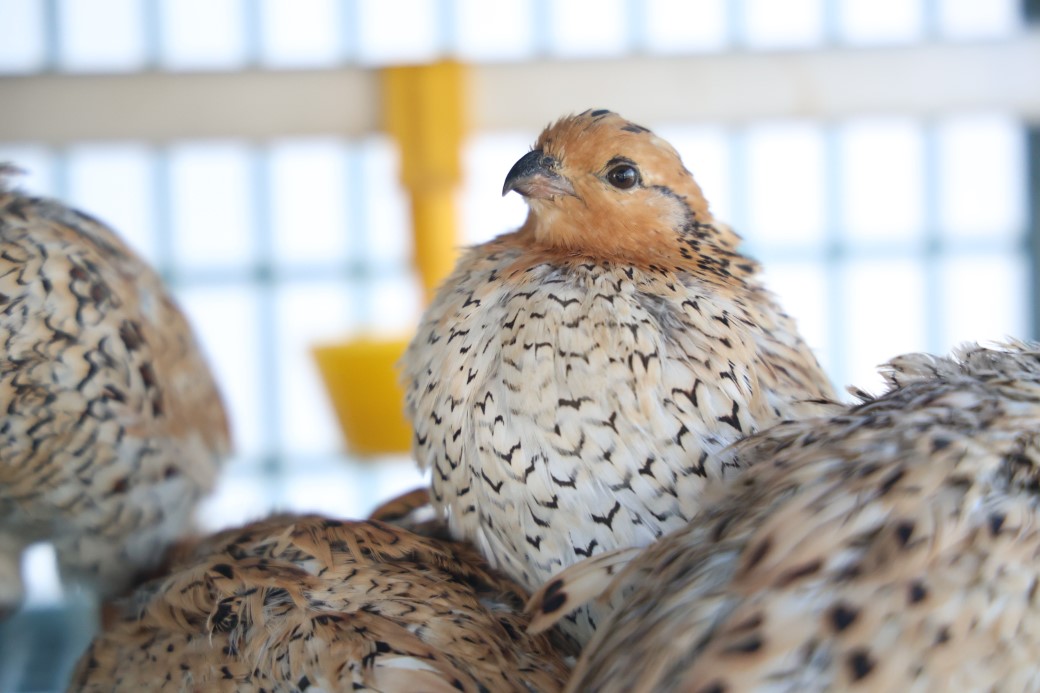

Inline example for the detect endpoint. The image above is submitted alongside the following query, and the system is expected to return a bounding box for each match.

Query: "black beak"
[502,149,576,199]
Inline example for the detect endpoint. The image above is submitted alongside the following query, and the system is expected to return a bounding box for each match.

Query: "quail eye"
[606,164,639,189]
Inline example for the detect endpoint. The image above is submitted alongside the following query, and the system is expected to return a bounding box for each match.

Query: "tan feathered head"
[503,109,742,265]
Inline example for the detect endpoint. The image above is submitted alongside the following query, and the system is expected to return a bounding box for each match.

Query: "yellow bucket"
[312,336,413,457]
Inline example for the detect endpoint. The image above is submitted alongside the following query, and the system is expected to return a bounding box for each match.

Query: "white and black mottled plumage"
[401,110,835,644]
[0,168,230,616]
[531,341,1040,692]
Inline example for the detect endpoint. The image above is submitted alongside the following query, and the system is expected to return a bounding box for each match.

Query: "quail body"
[71,513,570,692]
[531,342,1040,692]
[402,110,836,643]
[0,171,230,616]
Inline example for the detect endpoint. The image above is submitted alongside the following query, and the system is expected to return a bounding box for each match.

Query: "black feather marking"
[830,603,859,632]
[541,579,567,614]
[847,649,875,680]
[909,581,928,604]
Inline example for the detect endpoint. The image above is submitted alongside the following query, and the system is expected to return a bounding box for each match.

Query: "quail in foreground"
[401,110,836,644]
[71,513,570,692]
[530,341,1040,692]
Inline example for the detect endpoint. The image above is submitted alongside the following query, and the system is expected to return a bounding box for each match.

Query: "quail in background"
[0,166,230,617]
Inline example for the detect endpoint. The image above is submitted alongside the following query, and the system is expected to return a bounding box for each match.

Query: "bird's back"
[540,342,1040,692]
[70,514,570,692]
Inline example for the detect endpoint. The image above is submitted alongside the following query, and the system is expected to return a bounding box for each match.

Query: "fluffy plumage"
[0,169,230,616]
[401,109,835,643]
[70,514,570,692]
[367,486,439,535]
[531,341,1040,692]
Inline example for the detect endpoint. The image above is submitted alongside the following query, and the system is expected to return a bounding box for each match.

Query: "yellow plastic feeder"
[312,337,413,456]
[314,61,466,457]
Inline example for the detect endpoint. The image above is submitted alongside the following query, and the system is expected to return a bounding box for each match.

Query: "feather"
[71,514,570,692]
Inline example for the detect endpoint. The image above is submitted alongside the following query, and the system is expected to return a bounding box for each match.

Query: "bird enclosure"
[0,1,1036,690]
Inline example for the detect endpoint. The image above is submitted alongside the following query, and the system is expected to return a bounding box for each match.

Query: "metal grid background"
[0,1,1035,690]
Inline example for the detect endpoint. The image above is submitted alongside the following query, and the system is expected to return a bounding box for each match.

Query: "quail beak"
[502,150,576,199]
